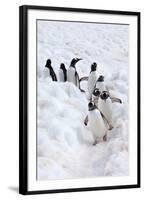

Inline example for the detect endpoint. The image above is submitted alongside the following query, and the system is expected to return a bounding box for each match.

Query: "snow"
[37,20,129,180]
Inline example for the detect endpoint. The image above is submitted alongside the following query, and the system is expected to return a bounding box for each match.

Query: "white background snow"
[37,20,129,180]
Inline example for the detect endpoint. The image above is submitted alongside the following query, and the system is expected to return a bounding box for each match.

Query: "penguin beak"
[75,58,82,64]
[77,58,82,61]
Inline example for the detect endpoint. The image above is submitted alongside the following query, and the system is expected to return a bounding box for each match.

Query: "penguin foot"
[103,134,107,141]
[80,88,85,93]
[111,97,122,104]
[108,125,113,130]
[93,140,97,145]
[84,121,87,126]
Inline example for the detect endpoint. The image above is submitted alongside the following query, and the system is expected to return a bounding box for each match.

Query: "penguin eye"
[93,89,100,96]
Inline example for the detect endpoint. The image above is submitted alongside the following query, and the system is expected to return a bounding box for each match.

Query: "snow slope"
[37,20,129,180]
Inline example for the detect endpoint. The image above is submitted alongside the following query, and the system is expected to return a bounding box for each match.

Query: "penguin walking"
[59,63,67,82]
[85,102,107,145]
[44,59,57,81]
[87,88,113,131]
[87,62,99,100]
[98,91,113,130]
[96,75,122,104]
[67,58,84,92]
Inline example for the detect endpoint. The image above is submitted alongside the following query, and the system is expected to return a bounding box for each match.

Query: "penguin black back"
[60,63,67,82]
[97,75,104,82]
[45,59,57,81]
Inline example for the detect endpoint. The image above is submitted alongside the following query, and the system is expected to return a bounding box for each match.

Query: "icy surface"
[37,21,129,180]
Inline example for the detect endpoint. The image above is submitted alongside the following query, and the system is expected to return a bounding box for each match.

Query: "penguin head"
[100,91,109,100]
[91,62,97,71]
[88,102,96,111]
[93,88,101,97]
[60,63,66,70]
[70,58,82,67]
[45,59,51,68]
[97,75,104,82]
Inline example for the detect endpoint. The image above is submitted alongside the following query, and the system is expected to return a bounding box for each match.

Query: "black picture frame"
[19,5,141,195]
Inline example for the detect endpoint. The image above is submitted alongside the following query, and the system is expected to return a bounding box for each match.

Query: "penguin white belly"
[59,69,64,82]
[98,98,113,124]
[43,68,50,78]
[67,67,76,85]
[88,110,106,139]
[96,82,106,92]
[87,72,98,99]
[92,95,99,107]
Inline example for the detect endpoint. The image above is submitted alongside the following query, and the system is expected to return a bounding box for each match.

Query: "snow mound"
[37,21,129,180]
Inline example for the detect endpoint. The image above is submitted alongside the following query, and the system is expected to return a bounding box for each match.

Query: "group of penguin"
[44,58,86,92]
[44,58,122,145]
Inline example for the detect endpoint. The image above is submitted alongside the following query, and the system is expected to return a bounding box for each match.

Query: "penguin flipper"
[79,76,89,82]
[103,134,107,141]
[50,68,57,81]
[99,110,113,130]
[53,71,58,81]
[110,97,122,104]
[84,115,88,126]
[75,71,80,87]
[75,72,85,92]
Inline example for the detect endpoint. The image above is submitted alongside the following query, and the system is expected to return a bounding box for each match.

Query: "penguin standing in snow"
[87,62,99,100]
[67,58,84,92]
[98,91,113,130]
[96,75,122,103]
[44,59,57,81]
[86,102,107,145]
[85,88,113,131]
[59,63,67,82]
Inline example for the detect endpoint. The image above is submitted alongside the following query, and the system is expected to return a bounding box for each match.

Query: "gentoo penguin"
[96,75,106,92]
[98,91,113,130]
[88,88,113,130]
[86,102,107,145]
[87,62,99,100]
[59,63,67,82]
[44,59,57,81]
[96,75,122,104]
[105,86,122,104]
[67,58,84,92]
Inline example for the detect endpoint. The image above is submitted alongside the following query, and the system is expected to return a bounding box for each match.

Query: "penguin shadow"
[8,186,19,193]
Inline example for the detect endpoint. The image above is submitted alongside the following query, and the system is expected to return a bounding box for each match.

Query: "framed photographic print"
[19,5,141,195]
